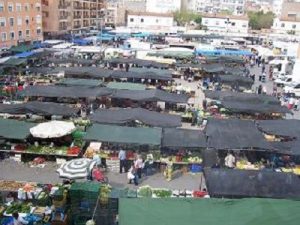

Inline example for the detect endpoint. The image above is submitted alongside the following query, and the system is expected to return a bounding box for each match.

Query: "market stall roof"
[106,58,168,68]
[10,45,34,53]
[112,89,189,103]
[58,78,103,87]
[15,51,35,58]
[119,198,300,225]
[20,85,112,98]
[110,69,172,80]
[204,168,300,199]
[201,63,224,73]
[162,128,206,148]
[218,75,254,87]
[204,90,289,114]
[204,55,245,64]
[0,118,35,140]
[47,58,96,66]
[23,67,61,75]
[0,102,78,116]
[1,58,27,66]
[174,62,202,69]
[147,48,195,59]
[64,67,112,79]
[205,119,272,150]
[89,108,181,128]
[256,119,300,137]
[106,82,146,90]
[84,124,162,145]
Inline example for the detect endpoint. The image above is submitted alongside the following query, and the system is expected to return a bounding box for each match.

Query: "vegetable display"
[137,186,152,198]
[152,189,172,198]
[5,203,32,214]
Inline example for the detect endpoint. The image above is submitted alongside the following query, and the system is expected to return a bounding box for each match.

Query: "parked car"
[274,75,294,87]
[284,82,300,96]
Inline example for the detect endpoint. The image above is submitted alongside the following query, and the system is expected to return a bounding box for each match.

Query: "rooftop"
[202,13,249,21]
[127,11,173,18]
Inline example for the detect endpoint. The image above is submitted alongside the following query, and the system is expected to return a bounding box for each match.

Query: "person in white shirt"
[225,152,236,169]
[118,149,127,174]
[12,212,28,225]
[134,155,144,179]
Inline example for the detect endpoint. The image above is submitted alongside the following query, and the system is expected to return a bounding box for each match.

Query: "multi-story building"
[146,0,181,13]
[0,0,43,48]
[202,14,249,33]
[127,11,174,31]
[42,0,104,38]
[182,0,245,15]
[272,0,300,34]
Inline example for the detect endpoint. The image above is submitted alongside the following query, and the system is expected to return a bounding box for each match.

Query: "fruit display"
[26,145,68,156]
[0,181,28,192]
[100,184,112,205]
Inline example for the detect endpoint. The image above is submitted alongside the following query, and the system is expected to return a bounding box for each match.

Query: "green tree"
[173,10,202,26]
[248,11,275,30]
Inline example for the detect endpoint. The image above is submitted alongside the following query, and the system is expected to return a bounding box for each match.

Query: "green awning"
[120,198,300,225]
[84,124,162,145]
[10,45,34,53]
[2,58,27,66]
[106,82,146,91]
[58,78,103,87]
[0,118,35,140]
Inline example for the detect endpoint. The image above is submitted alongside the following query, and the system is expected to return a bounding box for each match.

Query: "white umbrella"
[30,121,76,138]
[57,158,96,179]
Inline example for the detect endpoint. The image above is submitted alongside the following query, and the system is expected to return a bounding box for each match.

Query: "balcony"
[58,4,69,9]
[59,15,68,20]
[73,24,81,29]
[73,14,82,19]
[59,25,68,31]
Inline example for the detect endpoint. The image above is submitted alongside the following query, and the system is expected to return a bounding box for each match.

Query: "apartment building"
[42,0,104,38]
[0,0,43,48]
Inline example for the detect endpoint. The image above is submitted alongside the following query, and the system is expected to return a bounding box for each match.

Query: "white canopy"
[30,121,76,138]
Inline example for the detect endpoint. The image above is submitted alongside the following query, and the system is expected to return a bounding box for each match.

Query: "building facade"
[42,0,104,38]
[146,0,181,13]
[182,0,245,15]
[202,14,249,33]
[127,12,174,31]
[0,0,43,48]
[272,0,300,34]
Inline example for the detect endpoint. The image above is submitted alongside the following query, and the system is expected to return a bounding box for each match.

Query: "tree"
[173,10,202,26]
[248,11,275,30]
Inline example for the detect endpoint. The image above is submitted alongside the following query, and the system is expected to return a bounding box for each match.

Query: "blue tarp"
[73,38,92,46]
[15,51,35,58]
[196,49,253,56]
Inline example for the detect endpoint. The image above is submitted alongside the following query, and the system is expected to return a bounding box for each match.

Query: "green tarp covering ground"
[0,118,35,140]
[119,198,300,225]
[84,124,162,145]
[106,82,146,90]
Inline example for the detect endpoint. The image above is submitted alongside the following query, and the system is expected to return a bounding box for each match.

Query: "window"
[231,22,236,26]
[25,16,29,25]
[281,23,285,28]
[9,17,14,26]
[37,28,41,36]
[16,3,21,12]
[18,30,22,38]
[141,18,144,23]
[204,20,208,24]
[156,19,159,23]
[36,3,41,12]
[292,24,296,29]
[1,32,6,41]
[10,31,14,40]
[0,17,5,27]
[216,21,219,25]
[36,15,41,24]
[17,17,22,26]
[26,30,30,37]
[0,2,4,12]
[24,3,29,11]
[130,18,134,22]
[8,3,13,12]
[242,24,247,28]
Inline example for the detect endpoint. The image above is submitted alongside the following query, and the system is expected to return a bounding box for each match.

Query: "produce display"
[100,184,112,205]
[26,145,68,155]
[0,181,30,192]
[152,189,172,198]
[137,186,152,198]
[5,203,32,214]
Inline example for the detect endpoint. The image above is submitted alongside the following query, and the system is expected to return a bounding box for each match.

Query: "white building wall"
[272,18,300,34]
[127,14,174,30]
[146,0,181,13]
[220,0,245,15]
[202,17,249,33]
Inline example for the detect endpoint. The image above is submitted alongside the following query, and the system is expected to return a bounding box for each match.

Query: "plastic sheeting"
[204,168,300,199]
[0,118,35,140]
[90,108,181,128]
[0,102,78,116]
[162,128,206,148]
[257,120,300,137]
[205,119,272,150]
[219,75,253,87]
